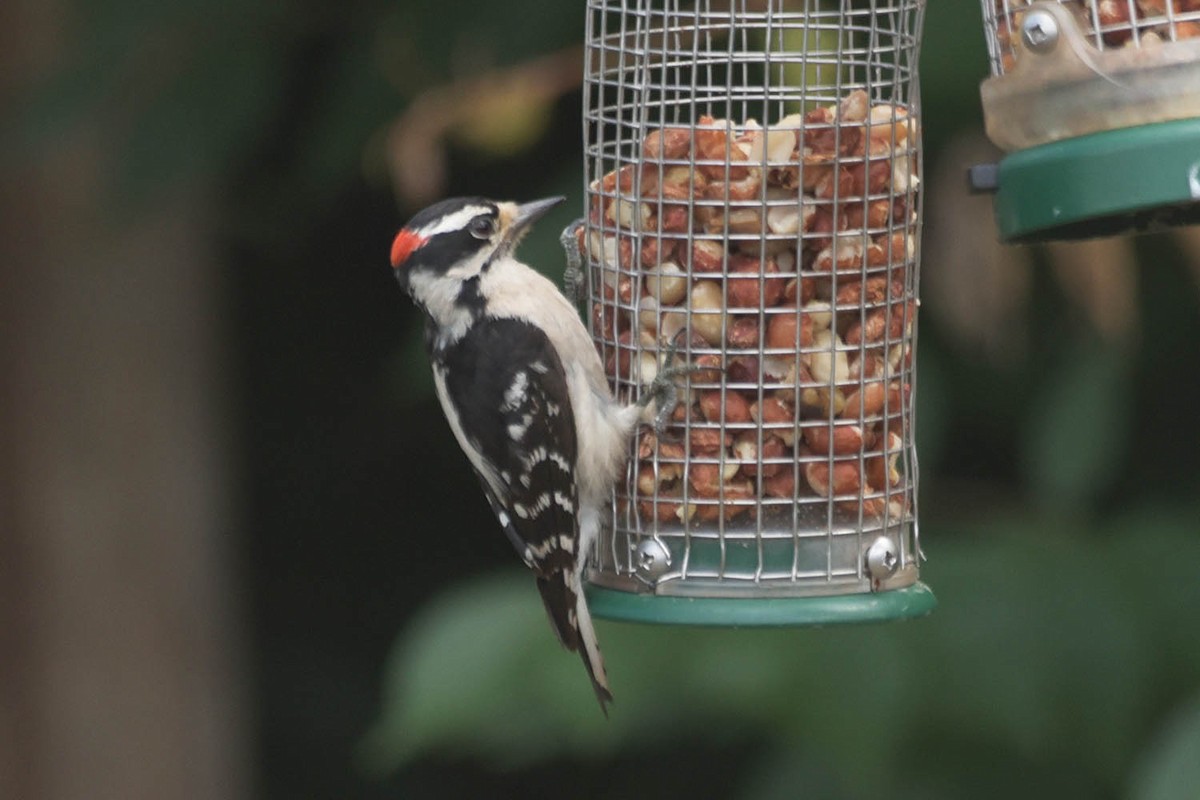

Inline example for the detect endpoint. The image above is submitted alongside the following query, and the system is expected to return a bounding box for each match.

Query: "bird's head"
[390,196,563,310]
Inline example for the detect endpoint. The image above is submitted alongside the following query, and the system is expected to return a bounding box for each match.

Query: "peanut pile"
[993,0,1200,72]
[583,90,918,526]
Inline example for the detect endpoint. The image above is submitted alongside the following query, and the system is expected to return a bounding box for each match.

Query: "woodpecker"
[390,196,687,713]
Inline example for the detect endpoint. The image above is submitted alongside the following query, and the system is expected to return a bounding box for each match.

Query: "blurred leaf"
[357,572,620,774]
[737,747,850,800]
[364,509,1200,795]
[1021,340,1131,509]
[1129,694,1200,800]
[449,84,555,157]
[385,46,581,206]
[1108,507,1200,679]
[911,519,1151,783]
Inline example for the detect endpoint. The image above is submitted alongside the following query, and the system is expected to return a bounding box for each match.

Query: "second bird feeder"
[579,0,934,625]
[974,0,1200,241]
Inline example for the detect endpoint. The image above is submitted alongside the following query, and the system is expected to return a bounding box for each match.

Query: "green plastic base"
[585,582,936,627]
[993,117,1200,243]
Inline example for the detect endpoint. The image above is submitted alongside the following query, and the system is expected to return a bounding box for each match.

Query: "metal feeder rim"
[991,116,1200,243]
[585,582,936,627]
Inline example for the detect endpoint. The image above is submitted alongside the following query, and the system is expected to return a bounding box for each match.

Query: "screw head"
[633,538,671,582]
[866,536,900,580]
[1021,10,1060,54]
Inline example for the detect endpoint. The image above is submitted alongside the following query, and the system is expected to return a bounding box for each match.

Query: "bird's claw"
[640,329,702,440]
[651,382,681,441]
[559,217,587,305]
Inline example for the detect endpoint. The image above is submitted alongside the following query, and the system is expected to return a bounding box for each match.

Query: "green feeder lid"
[585,582,936,627]
[979,117,1200,244]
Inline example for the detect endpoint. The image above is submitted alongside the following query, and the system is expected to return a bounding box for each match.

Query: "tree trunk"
[0,3,247,798]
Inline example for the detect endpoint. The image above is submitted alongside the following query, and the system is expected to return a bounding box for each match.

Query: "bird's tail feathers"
[535,568,612,715]
[573,578,613,715]
[535,570,579,650]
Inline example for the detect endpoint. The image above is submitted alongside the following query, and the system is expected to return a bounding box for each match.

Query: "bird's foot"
[639,330,702,440]
[559,217,587,305]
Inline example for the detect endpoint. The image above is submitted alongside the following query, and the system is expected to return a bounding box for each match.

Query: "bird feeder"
[577,0,935,625]
[972,0,1200,242]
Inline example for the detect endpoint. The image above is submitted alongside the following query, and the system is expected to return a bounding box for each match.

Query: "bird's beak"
[505,196,565,244]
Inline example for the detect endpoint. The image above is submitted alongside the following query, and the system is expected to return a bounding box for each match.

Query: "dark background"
[3,1,1199,798]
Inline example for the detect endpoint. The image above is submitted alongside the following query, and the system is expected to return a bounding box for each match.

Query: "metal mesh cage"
[579,0,932,623]
[983,0,1200,75]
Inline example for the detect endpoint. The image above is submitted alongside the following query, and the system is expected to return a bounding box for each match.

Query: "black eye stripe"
[406,229,487,274]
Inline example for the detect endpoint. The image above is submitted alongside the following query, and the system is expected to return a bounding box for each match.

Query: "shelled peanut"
[585,90,919,525]
[991,0,1200,72]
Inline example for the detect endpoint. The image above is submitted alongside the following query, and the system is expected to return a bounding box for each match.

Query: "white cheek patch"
[407,271,474,347]
[445,254,489,281]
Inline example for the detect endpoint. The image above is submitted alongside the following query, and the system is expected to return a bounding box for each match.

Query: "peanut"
[699,389,752,424]
[588,95,920,523]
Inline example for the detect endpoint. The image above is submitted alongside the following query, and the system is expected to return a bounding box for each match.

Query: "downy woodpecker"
[390,196,687,713]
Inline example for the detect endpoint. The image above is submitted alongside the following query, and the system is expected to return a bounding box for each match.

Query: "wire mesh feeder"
[973,0,1200,241]
[984,0,1200,75]
[576,0,934,626]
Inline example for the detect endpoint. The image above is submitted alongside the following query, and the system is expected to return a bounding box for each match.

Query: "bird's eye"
[469,217,495,240]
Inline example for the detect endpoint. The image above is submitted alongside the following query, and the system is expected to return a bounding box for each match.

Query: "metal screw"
[1021,10,1059,54]
[866,536,900,581]
[633,538,671,582]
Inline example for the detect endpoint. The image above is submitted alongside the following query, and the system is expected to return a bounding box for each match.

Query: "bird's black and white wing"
[430,317,612,707]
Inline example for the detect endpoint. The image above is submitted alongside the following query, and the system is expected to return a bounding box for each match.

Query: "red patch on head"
[390,229,427,268]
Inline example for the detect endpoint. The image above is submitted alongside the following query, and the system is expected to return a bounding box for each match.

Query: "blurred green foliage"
[364,511,1200,798]
[1132,694,1200,800]
[14,0,1200,797]
[1022,338,1133,510]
